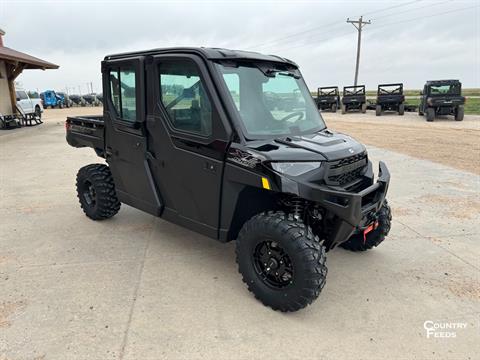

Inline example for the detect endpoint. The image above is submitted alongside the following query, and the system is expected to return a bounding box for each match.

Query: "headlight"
[270,162,321,176]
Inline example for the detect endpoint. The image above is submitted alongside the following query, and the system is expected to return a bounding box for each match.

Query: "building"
[0,28,59,116]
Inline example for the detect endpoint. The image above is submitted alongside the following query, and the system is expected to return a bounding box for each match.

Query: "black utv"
[66,47,391,312]
[419,80,465,122]
[375,83,405,116]
[316,86,340,112]
[341,85,367,114]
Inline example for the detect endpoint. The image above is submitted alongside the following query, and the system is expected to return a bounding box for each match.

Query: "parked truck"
[16,89,43,119]
[66,47,391,312]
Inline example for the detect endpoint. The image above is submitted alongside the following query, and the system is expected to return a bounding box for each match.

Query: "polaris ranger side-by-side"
[419,80,465,122]
[316,86,340,112]
[341,85,367,114]
[375,83,405,116]
[66,48,391,312]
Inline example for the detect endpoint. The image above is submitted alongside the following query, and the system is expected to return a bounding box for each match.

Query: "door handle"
[204,161,216,173]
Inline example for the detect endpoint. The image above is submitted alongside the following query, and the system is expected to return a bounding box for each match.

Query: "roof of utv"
[426,79,460,85]
[104,47,298,67]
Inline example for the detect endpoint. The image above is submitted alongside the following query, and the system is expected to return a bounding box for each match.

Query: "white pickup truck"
[15,90,44,118]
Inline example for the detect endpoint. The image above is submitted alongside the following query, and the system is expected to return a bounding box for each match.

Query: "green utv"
[66,48,392,312]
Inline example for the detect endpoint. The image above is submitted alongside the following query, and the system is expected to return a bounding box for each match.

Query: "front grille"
[327,152,368,186]
[329,166,364,185]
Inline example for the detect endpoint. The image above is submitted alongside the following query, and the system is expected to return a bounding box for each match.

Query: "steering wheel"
[280,111,304,122]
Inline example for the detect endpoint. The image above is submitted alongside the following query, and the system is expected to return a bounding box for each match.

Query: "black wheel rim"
[82,180,96,207]
[253,240,294,289]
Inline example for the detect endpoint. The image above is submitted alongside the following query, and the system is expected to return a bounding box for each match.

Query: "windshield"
[216,62,326,138]
[429,84,461,96]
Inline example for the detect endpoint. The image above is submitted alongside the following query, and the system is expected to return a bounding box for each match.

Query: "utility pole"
[347,16,371,86]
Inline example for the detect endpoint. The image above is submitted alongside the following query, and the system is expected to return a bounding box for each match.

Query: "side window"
[16,91,28,100]
[159,59,212,136]
[109,68,137,122]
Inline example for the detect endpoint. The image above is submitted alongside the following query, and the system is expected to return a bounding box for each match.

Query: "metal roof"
[0,46,59,69]
[104,47,298,67]
[425,79,460,85]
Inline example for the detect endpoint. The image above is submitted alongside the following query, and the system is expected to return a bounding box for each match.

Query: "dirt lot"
[323,111,480,175]
[1,108,479,360]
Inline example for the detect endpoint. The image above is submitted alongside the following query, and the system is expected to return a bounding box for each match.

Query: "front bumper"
[283,161,390,248]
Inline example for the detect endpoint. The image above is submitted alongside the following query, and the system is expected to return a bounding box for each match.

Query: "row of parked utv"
[40,90,103,108]
[315,79,465,121]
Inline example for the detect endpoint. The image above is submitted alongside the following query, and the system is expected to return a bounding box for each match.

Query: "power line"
[361,0,422,16]
[365,4,477,31]
[371,0,452,21]
[249,19,344,50]
[249,0,427,51]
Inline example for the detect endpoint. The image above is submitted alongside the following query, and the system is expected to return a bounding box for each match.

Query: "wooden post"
[6,62,26,114]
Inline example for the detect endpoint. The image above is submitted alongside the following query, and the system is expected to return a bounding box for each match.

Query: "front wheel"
[76,164,121,220]
[236,212,327,312]
[35,106,42,119]
[340,201,392,252]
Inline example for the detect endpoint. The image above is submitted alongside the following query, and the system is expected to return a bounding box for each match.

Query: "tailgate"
[66,116,105,151]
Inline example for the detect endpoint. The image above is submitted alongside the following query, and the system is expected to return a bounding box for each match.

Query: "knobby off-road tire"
[426,108,435,122]
[361,103,367,113]
[236,211,327,312]
[76,164,120,220]
[398,103,405,115]
[455,105,464,121]
[375,104,382,116]
[340,201,392,252]
[331,103,337,113]
[341,102,346,114]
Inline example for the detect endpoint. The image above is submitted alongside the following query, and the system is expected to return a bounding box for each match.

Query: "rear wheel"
[341,201,392,252]
[455,105,464,121]
[375,104,381,116]
[236,212,327,312]
[331,103,337,113]
[398,103,405,115]
[76,164,121,220]
[361,103,367,113]
[341,102,346,114]
[426,108,435,122]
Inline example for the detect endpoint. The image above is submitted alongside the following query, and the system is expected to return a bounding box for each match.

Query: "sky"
[1,0,478,94]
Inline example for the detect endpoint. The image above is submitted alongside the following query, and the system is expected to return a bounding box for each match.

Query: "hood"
[246,129,366,162]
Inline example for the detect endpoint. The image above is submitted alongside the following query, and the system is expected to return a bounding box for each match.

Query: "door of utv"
[145,54,231,238]
[102,57,163,216]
